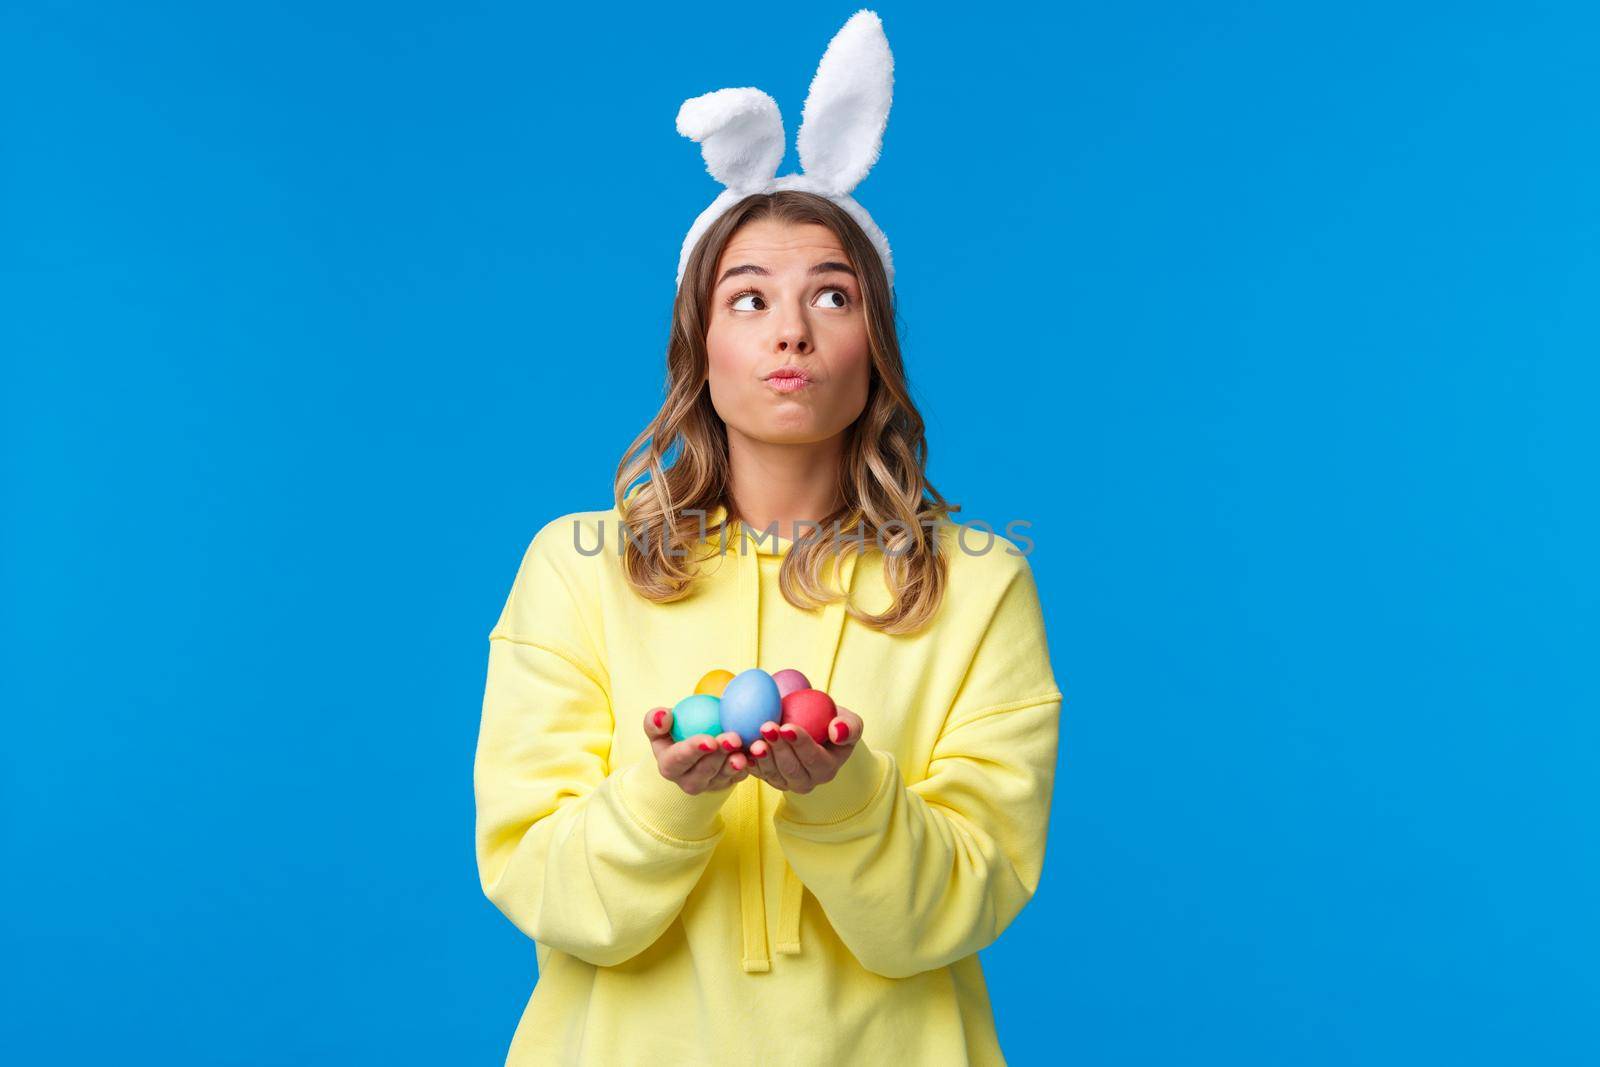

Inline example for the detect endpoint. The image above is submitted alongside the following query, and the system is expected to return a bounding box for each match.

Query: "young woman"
[475,12,1061,1063]
[473,188,1063,1065]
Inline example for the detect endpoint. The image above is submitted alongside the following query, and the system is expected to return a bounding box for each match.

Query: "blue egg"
[718,668,781,746]
[670,694,723,743]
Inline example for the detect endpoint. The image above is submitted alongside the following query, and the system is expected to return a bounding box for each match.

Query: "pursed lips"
[764,369,814,393]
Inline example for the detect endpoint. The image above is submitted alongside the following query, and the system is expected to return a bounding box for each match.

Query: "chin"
[751,421,837,445]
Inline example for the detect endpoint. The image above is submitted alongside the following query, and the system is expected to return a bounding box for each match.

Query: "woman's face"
[704,218,871,446]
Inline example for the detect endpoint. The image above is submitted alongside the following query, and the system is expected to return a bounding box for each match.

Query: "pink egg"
[771,669,811,699]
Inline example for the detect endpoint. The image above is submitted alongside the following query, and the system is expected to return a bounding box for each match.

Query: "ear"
[677,87,785,193]
[795,10,894,196]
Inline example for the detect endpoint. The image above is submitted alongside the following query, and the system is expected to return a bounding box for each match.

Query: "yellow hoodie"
[474,500,1063,1065]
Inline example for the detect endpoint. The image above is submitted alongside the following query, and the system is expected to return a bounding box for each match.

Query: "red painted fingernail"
[752,742,768,758]
[653,710,666,729]
[698,741,715,753]
[832,722,850,743]
[761,723,779,740]
[721,738,738,752]
[779,726,798,741]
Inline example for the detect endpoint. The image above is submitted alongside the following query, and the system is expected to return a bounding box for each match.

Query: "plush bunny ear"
[795,10,893,196]
[676,87,785,193]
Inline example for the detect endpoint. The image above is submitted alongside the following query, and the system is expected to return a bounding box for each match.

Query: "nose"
[774,308,812,355]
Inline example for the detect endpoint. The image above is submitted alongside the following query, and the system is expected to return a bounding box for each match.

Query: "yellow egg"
[694,669,735,698]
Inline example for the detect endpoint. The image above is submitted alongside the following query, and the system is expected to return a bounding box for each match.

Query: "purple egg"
[719,668,782,746]
[771,669,812,699]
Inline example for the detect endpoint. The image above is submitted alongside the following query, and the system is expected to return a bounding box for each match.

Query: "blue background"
[3,2,1595,1063]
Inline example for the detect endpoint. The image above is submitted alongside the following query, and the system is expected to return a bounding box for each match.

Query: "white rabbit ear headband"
[674,8,895,291]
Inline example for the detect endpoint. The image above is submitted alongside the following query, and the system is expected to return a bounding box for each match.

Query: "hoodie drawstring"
[734,542,768,972]
[727,518,859,973]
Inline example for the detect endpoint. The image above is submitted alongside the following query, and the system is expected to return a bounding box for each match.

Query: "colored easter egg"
[670,694,723,743]
[780,688,837,745]
[718,668,781,746]
[770,669,811,699]
[694,669,735,697]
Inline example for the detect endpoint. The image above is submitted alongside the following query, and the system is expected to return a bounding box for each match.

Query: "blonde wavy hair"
[613,190,958,634]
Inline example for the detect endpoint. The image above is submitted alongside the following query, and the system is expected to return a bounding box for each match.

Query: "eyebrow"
[715,260,857,288]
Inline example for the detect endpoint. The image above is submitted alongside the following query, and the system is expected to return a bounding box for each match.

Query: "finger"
[743,752,775,787]
[711,731,747,788]
[782,723,834,779]
[768,729,809,788]
[828,706,864,748]
[710,748,745,790]
[645,707,676,760]
[707,766,748,792]
[706,751,750,791]
[680,745,731,794]
[754,722,788,785]
[658,733,720,781]
[748,739,787,790]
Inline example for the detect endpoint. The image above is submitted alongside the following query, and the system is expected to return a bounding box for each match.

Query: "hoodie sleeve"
[473,518,734,968]
[772,548,1063,980]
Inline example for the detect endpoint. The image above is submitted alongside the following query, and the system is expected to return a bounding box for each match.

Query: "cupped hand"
[643,708,750,795]
[745,706,864,793]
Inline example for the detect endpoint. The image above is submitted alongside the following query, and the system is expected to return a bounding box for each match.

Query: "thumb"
[644,707,675,756]
[827,705,863,747]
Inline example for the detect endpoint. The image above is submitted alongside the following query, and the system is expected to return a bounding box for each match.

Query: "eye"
[728,291,767,311]
[813,287,851,309]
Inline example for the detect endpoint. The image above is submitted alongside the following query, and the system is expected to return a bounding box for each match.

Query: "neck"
[725,427,847,542]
